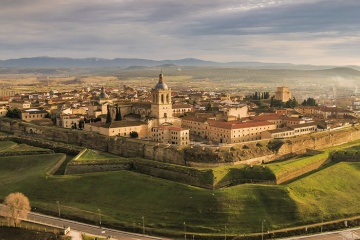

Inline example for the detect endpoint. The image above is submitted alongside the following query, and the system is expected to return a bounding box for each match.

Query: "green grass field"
[0,141,51,153]
[76,149,119,161]
[0,141,359,238]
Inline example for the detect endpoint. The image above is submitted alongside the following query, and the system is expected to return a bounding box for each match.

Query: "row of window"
[24,114,45,118]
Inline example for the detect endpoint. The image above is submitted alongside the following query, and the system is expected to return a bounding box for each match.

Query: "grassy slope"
[0,142,359,237]
[0,227,63,240]
[0,141,17,151]
[0,141,50,152]
[76,149,119,161]
[0,157,359,236]
[287,162,360,222]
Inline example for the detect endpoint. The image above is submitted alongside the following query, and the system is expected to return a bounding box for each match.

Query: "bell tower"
[151,72,173,122]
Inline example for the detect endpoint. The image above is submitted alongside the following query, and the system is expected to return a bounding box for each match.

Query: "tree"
[78,120,84,130]
[1,192,31,227]
[115,105,122,121]
[5,108,21,119]
[130,131,139,138]
[302,97,317,106]
[106,105,112,123]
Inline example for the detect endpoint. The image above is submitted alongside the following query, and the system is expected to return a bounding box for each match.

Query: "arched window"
[161,94,164,103]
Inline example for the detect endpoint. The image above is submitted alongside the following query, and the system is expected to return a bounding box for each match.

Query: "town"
[2,73,358,148]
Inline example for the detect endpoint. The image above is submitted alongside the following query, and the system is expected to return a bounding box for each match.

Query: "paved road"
[281,227,360,240]
[0,205,170,240]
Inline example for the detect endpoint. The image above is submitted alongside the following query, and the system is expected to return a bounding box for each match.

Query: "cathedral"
[84,73,188,145]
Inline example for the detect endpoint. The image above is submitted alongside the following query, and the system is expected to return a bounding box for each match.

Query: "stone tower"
[275,86,291,102]
[151,72,173,122]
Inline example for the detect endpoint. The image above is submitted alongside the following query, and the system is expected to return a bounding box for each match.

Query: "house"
[21,108,48,122]
[152,126,190,146]
[84,120,148,137]
[9,100,31,109]
[261,122,317,139]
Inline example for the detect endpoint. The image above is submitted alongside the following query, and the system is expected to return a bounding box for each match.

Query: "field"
[2,66,360,107]
[0,141,359,239]
[0,227,66,240]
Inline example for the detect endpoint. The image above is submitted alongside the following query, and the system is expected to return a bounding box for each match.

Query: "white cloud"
[0,0,359,65]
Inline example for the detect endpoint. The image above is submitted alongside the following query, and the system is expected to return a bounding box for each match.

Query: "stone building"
[9,100,31,109]
[261,122,317,139]
[21,108,48,122]
[150,73,174,124]
[275,87,291,102]
[83,73,187,145]
[84,120,148,138]
[181,115,277,144]
[152,125,190,146]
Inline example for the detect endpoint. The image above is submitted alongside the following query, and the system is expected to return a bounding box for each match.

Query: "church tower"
[151,72,173,123]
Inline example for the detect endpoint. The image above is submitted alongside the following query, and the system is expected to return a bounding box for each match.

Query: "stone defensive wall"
[1,118,360,166]
[331,150,360,163]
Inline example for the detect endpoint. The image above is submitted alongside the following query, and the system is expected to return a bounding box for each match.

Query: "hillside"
[1,56,359,70]
[0,140,359,239]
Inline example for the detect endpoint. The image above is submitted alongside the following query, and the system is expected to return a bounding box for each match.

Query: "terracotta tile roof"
[210,120,275,130]
[87,120,146,128]
[289,122,317,129]
[132,102,151,109]
[182,115,208,122]
[154,126,187,131]
[172,104,192,109]
[250,114,281,121]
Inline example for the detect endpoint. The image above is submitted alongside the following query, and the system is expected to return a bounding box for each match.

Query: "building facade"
[275,87,291,102]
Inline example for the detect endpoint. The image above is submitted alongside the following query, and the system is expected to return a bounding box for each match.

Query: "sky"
[1,0,360,65]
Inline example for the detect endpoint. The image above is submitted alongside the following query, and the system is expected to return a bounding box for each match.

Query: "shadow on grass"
[53,154,76,175]
[215,165,277,188]
[279,161,336,185]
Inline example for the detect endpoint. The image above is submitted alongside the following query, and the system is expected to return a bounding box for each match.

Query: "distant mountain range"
[0,57,359,70]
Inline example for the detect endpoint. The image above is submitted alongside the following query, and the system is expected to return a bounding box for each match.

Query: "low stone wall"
[331,151,360,162]
[65,163,130,174]
[0,150,54,157]
[46,154,67,175]
[275,153,331,185]
[1,135,83,155]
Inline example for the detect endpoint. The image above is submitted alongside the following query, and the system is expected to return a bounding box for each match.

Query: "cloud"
[0,0,359,65]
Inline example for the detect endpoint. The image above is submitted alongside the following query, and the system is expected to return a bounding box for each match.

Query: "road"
[0,205,170,240]
[281,227,360,240]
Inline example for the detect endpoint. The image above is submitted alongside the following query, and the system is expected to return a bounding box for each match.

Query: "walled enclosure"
[1,119,360,166]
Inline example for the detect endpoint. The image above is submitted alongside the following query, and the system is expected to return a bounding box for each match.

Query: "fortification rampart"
[1,118,360,166]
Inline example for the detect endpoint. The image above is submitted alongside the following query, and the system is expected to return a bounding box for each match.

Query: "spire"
[159,70,163,83]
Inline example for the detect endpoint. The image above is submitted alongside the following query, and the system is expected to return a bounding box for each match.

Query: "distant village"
[1,73,359,146]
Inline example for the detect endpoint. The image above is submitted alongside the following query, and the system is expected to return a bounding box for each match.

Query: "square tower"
[275,86,291,102]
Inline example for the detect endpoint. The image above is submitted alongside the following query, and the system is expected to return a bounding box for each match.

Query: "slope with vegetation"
[0,139,359,239]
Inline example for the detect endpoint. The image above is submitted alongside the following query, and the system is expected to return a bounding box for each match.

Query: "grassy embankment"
[0,141,359,238]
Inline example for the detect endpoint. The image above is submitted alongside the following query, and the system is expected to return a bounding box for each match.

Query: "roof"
[182,115,208,123]
[281,117,304,121]
[87,120,146,129]
[172,104,192,109]
[22,109,48,114]
[267,127,294,134]
[209,120,275,130]
[154,73,168,90]
[154,126,187,131]
[250,114,281,121]
[154,82,168,90]
[289,122,317,129]
[131,102,152,109]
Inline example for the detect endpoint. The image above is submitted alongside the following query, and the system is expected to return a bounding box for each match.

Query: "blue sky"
[1,0,360,65]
